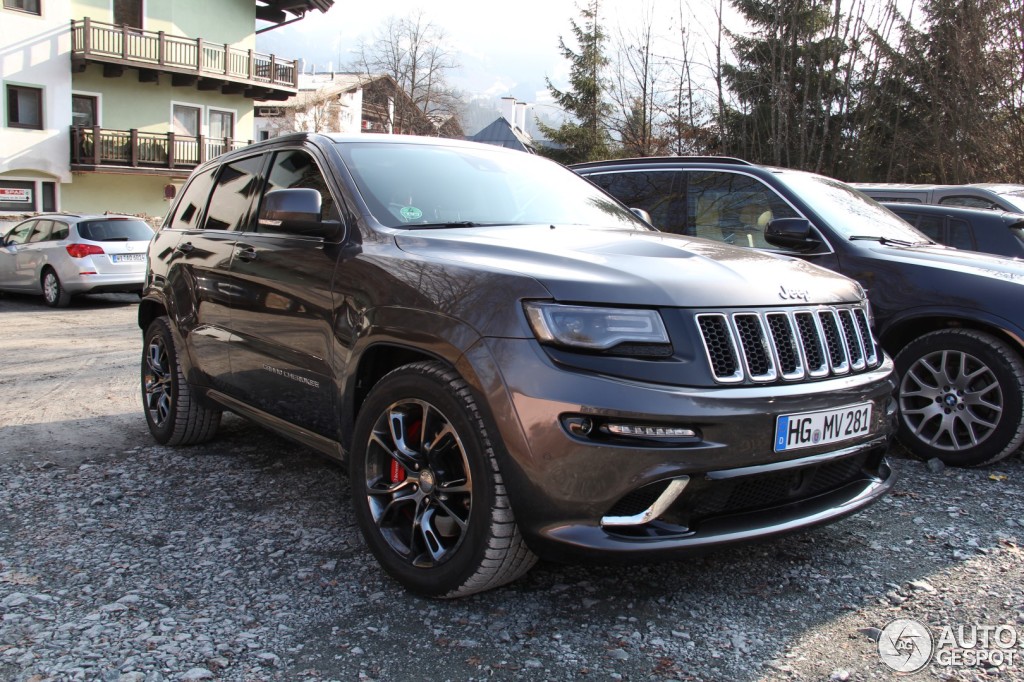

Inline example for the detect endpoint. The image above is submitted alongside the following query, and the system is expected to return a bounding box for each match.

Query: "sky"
[255,0,731,113]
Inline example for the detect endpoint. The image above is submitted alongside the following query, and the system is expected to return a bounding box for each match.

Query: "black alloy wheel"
[351,361,536,597]
[141,316,221,445]
[896,328,1024,467]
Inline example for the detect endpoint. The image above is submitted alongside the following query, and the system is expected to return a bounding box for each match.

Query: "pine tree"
[536,0,613,163]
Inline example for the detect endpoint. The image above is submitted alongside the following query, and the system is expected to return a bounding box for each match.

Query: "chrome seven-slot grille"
[696,304,879,383]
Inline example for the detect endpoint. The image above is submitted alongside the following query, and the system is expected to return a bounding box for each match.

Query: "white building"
[0,0,72,213]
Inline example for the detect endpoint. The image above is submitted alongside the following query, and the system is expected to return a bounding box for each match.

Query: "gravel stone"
[2,295,1024,681]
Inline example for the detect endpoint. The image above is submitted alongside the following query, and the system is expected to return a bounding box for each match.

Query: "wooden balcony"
[70,127,250,177]
[70,18,298,100]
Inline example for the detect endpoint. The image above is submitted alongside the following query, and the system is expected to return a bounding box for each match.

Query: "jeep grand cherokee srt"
[140,134,896,597]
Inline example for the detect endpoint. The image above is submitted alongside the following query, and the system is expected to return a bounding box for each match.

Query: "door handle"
[234,245,257,262]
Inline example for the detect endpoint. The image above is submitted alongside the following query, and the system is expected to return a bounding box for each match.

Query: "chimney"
[515,101,528,132]
[500,97,516,125]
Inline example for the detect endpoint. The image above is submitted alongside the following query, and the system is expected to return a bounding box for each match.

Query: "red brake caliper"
[389,419,421,483]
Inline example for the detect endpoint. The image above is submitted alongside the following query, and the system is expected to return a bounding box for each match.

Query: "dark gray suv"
[141,134,896,596]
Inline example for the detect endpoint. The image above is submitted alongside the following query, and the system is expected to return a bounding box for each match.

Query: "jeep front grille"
[696,305,879,383]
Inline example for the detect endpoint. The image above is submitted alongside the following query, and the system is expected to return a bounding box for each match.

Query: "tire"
[350,361,537,597]
[41,269,71,308]
[141,316,221,445]
[895,328,1024,467]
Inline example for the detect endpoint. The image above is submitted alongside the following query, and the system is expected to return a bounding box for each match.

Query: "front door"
[226,147,344,437]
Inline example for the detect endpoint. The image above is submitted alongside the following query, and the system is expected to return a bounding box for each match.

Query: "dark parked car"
[0,213,151,306]
[142,134,895,596]
[881,202,1024,259]
[573,157,1024,468]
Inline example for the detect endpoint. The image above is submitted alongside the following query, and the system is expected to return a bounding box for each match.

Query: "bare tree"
[608,2,670,156]
[351,10,463,135]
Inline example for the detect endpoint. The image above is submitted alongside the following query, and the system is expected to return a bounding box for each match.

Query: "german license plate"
[112,253,146,262]
[774,402,872,452]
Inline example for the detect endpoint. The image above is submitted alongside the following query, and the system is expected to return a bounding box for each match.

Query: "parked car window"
[167,167,217,230]
[939,196,999,210]
[78,219,153,242]
[51,221,70,241]
[908,214,943,242]
[27,220,53,242]
[686,171,798,248]
[873,197,922,204]
[947,218,974,250]
[5,221,35,245]
[585,171,683,233]
[202,155,266,232]
[261,149,339,229]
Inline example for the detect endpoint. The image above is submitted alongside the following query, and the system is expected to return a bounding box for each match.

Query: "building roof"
[468,117,535,153]
[263,73,385,108]
[256,1,334,25]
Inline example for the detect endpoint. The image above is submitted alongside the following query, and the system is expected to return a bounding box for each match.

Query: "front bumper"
[467,337,897,562]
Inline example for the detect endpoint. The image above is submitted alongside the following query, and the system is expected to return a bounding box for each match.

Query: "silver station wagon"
[0,213,153,306]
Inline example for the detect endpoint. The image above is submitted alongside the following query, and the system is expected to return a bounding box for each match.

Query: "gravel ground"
[1,293,1023,681]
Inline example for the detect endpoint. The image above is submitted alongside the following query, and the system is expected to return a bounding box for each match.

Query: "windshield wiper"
[848,235,931,247]
[407,221,483,229]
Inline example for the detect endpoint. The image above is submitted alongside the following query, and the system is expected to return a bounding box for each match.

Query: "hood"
[394,225,863,307]
[865,242,1024,285]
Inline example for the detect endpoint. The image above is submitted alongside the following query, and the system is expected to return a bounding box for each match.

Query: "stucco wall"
[0,3,73,183]
[61,172,178,219]
[72,64,255,138]
[71,0,255,49]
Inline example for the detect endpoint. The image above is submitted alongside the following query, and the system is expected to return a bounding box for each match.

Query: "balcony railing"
[70,127,249,173]
[70,18,298,95]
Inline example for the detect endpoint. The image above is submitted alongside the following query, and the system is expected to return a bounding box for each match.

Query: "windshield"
[78,219,154,242]
[336,141,650,231]
[773,169,932,243]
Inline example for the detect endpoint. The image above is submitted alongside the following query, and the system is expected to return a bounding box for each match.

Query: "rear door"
[156,162,246,392]
[225,146,344,437]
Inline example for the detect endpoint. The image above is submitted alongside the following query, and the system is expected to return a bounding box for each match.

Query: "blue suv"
[574,157,1024,467]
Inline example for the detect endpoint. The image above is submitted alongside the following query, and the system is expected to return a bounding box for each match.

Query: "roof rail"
[569,156,753,169]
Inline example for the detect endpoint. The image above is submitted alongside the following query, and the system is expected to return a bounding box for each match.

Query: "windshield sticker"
[400,206,423,221]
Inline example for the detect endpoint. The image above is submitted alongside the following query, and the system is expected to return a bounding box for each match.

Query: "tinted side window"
[168,166,217,230]
[913,215,944,243]
[940,196,998,210]
[259,149,339,231]
[27,220,53,242]
[203,155,266,232]
[686,172,799,248]
[6,222,35,245]
[947,218,974,250]
[873,197,922,204]
[586,171,682,233]
[51,221,70,241]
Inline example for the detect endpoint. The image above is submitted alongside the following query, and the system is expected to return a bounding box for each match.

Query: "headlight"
[524,302,669,350]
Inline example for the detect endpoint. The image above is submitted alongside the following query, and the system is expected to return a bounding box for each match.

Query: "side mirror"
[765,218,820,251]
[630,207,653,225]
[258,189,340,239]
